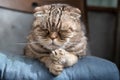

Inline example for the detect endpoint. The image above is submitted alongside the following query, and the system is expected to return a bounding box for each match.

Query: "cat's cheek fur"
[37,36,52,45]
[54,38,69,46]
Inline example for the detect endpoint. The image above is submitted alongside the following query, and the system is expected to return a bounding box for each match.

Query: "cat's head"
[32,4,82,50]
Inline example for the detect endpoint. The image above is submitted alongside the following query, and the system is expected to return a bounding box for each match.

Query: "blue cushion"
[0,52,119,80]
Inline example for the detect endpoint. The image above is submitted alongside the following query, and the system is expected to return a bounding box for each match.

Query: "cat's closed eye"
[36,27,49,33]
[34,27,49,36]
[59,28,73,35]
[58,30,72,38]
[41,28,49,33]
[60,29,72,33]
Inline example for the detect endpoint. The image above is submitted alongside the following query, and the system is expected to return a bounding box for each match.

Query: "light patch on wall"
[87,0,118,8]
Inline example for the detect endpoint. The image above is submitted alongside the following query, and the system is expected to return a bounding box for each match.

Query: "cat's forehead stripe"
[48,5,64,31]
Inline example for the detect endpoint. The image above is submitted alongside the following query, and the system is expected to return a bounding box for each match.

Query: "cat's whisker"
[15,42,41,45]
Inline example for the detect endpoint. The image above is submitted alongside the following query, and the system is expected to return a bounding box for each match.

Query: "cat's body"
[24,4,87,75]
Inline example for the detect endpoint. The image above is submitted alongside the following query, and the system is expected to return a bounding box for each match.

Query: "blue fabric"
[0,52,119,80]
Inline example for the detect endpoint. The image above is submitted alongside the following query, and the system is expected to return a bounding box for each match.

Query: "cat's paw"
[50,49,66,64]
[49,63,63,75]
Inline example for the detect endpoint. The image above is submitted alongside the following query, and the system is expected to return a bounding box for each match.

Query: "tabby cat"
[24,4,87,75]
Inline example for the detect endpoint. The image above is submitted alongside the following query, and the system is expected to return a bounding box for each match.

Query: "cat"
[24,4,87,75]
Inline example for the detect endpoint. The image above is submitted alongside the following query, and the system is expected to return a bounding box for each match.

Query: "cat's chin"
[44,44,60,50]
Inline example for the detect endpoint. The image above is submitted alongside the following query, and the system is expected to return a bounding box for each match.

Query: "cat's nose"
[50,32,57,40]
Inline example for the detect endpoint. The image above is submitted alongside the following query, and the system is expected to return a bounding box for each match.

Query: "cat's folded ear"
[34,5,50,17]
[64,6,81,19]
[34,5,50,12]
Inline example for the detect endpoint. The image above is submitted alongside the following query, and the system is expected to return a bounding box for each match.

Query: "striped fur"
[24,4,87,75]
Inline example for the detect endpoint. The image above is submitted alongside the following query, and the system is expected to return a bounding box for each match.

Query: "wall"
[87,0,118,8]
[116,12,120,67]
[87,0,118,61]
[88,11,116,60]
[0,8,33,55]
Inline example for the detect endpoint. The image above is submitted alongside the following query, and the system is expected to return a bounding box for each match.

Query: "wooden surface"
[87,6,118,13]
[0,0,85,13]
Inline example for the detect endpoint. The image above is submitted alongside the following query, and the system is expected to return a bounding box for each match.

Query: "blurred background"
[0,0,119,70]
[87,0,120,70]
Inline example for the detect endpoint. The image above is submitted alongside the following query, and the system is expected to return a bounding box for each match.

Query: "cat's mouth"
[48,45,59,50]
[48,42,60,50]
[39,38,65,50]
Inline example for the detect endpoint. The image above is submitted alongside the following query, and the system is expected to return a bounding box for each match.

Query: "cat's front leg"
[49,62,63,75]
[50,49,66,65]
[50,48,78,67]
[39,56,63,75]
